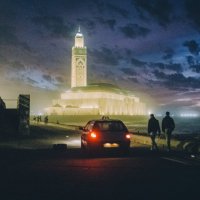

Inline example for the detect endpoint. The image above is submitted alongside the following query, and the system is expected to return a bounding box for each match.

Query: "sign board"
[18,95,30,135]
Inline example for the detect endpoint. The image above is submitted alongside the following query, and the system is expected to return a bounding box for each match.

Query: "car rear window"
[94,121,127,131]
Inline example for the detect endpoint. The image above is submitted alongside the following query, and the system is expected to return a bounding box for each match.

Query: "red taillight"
[90,132,97,139]
[125,134,131,139]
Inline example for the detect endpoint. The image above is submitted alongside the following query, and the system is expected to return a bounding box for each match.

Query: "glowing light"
[67,139,81,146]
[126,134,131,139]
[103,143,119,148]
[180,113,199,118]
[80,105,99,109]
[175,98,191,102]
[148,110,152,115]
[90,132,97,138]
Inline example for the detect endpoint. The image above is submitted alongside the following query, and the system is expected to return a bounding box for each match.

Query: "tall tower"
[71,27,87,88]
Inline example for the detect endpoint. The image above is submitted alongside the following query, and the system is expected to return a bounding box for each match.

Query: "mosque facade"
[45,28,146,115]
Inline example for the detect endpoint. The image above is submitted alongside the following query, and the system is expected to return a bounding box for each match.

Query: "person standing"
[162,111,175,151]
[148,114,161,151]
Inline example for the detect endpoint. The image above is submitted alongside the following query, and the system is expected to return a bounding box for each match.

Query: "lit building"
[71,26,87,88]
[45,28,146,115]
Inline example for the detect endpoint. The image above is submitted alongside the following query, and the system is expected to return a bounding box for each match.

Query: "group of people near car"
[148,111,175,152]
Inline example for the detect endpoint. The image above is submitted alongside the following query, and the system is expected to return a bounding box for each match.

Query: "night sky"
[1,0,200,115]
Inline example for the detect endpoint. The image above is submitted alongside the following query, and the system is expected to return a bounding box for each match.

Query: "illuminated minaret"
[71,26,87,88]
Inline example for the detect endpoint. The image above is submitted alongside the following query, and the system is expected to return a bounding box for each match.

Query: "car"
[80,119,131,152]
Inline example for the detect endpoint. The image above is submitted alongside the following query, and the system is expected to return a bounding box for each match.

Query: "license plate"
[103,143,119,148]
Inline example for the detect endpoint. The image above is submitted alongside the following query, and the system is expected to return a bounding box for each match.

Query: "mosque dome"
[70,83,133,96]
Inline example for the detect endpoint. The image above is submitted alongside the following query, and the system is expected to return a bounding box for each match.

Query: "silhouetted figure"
[44,116,48,124]
[162,111,175,151]
[33,116,36,123]
[36,116,40,124]
[148,114,161,151]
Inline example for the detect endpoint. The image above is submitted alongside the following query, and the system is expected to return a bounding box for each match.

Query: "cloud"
[0,54,8,65]
[153,70,200,90]
[0,0,17,25]
[124,49,132,57]
[92,0,106,13]
[32,16,74,39]
[42,74,52,82]
[131,57,146,67]
[184,41,200,73]
[120,68,137,76]
[55,76,64,83]
[92,1,129,18]
[106,3,129,18]
[10,61,25,71]
[183,40,200,55]
[186,55,200,73]
[89,47,121,66]
[77,18,96,34]
[150,62,183,73]
[165,63,183,72]
[162,48,174,60]
[96,17,116,30]
[132,0,173,26]
[128,77,138,83]
[190,64,200,73]
[185,0,200,30]
[130,57,182,73]
[119,23,150,39]
[0,25,31,51]
[188,64,200,74]
[187,55,195,65]
[154,70,168,79]
[26,77,38,85]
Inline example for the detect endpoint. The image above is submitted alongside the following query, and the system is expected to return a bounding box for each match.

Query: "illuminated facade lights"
[71,27,87,88]
[45,28,146,115]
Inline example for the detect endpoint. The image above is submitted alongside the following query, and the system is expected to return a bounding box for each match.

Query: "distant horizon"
[30,114,200,135]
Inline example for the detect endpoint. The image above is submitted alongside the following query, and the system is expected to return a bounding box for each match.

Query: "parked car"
[80,119,131,151]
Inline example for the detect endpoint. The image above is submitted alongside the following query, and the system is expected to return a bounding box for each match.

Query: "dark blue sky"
[1,0,200,115]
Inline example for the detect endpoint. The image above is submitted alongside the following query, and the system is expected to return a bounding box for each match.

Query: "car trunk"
[99,130,125,142]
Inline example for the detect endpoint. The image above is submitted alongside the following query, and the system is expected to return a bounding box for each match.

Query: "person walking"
[148,114,161,151]
[44,116,48,124]
[162,111,175,151]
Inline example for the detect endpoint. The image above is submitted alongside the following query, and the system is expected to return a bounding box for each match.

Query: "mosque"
[45,28,146,115]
